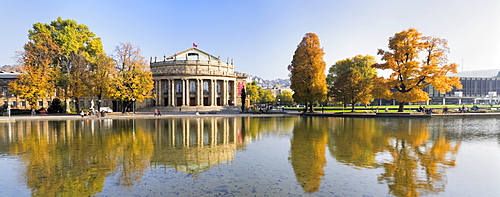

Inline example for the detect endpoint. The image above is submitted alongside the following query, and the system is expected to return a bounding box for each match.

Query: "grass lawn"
[284,104,500,113]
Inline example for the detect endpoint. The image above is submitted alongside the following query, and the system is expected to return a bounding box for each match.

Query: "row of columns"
[154,78,237,107]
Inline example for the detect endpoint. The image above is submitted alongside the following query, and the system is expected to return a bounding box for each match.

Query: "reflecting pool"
[1,116,500,196]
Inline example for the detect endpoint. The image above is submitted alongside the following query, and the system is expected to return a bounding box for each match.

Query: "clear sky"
[1,0,499,79]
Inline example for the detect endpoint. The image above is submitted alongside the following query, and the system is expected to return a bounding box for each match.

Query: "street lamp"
[132,99,136,114]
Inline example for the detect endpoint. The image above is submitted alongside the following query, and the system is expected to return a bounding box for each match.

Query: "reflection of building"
[150,117,243,174]
[150,48,247,109]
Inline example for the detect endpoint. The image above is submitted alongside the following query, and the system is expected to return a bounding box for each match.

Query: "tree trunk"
[308,103,314,113]
[75,98,80,113]
[398,102,405,112]
[351,103,355,112]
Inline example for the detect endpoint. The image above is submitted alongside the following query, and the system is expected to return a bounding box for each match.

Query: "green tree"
[327,55,377,112]
[373,28,462,112]
[245,81,261,105]
[276,90,294,105]
[28,17,104,112]
[259,89,275,104]
[109,43,154,113]
[288,33,327,113]
[241,87,247,112]
[9,33,60,108]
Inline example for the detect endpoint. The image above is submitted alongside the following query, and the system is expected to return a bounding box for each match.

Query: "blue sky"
[1,0,499,79]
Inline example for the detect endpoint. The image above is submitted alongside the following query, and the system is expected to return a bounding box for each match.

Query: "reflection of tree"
[8,119,155,196]
[377,119,460,197]
[107,120,154,187]
[9,121,115,196]
[328,118,386,168]
[289,117,327,193]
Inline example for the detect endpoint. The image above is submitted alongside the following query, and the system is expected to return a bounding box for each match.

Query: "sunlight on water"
[0,116,499,196]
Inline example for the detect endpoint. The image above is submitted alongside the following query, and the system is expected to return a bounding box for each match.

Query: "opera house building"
[150,48,247,111]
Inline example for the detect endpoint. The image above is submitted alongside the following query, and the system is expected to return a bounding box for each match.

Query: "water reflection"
[0,117,261,196]
[289,117,327,193]
[327,118,460,197]
[0,117,499,196]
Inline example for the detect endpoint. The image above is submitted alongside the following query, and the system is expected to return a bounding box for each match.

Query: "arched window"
[190,81,196,93]
[163,82,168,94]
[217,81,221,94]
[203,81,209,95]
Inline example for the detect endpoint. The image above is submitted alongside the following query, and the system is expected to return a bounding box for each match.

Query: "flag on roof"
[193,43,198,47]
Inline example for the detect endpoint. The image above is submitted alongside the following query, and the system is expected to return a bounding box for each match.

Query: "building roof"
[0,71,20,79]
[161,48,222,62]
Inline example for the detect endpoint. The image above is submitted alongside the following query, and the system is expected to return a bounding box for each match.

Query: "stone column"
[197,79,202,106]
[155,80,160,106]
[183,79,187,106]
[222,80,228,106]
[232,80,237,106]
[210,79,216,106]
[158,80,163,106]
[170,79,175,107]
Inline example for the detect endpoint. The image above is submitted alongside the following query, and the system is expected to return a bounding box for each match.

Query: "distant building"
[425,72,500,105]
[150,48,247,109]
[373,71,500,106]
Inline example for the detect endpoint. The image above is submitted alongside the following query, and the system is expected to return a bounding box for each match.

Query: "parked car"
[99,107,113,113]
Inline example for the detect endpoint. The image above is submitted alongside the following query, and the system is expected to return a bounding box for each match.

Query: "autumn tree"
[90,53,116,111]
[327,55,377,112]
[373,28,462,112]
[9,33,60,108]
[109,42,154,113]
[288,33,327,113]
[276,90,294,106]
[28,17,104,112]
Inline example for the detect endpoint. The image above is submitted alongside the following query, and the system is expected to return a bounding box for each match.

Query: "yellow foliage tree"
[288,33,327,113]
[9,33,60,108]
[109,42,154,113]
[373,28,462,112]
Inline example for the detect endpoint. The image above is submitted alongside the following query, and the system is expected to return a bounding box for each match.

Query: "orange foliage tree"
[373,28,462,112]
[288,33,327,113]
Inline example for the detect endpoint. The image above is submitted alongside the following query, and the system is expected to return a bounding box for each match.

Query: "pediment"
[165,48,220,61]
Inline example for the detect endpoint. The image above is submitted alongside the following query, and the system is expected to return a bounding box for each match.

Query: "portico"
[150,48,246,108]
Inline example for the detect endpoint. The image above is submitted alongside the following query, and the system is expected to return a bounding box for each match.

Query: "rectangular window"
[38,101,43,107]
[21,101,26,107]
[80,101,85,107]
[47,101,51,107]
[2,87,7,97]
[12,101,17,107]
[104,101,108,106]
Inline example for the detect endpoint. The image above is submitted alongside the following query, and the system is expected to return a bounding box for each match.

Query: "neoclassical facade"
[150,48,247,108]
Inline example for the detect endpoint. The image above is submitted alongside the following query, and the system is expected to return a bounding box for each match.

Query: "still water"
[0,116,499,196]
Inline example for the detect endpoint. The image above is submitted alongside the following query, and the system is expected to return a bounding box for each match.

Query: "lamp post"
[132,99,136,114]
